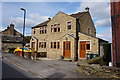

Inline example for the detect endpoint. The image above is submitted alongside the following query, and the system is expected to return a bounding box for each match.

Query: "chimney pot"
[48,17,51,20]
[85,7,89,12]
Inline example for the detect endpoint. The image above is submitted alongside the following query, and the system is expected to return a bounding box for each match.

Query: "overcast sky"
[0,0,112,42]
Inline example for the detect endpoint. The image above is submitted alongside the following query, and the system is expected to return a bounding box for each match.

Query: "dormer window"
[67,21,72,30]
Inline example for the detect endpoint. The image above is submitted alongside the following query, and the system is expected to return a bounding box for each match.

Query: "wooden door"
[80,42,86,58]
[63,41,71,58]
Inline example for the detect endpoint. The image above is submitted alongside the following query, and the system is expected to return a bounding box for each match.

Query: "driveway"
[2,53,97,78]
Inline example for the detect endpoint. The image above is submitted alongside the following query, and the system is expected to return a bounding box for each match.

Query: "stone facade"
[30,8,107,60]
[0,23,22,52]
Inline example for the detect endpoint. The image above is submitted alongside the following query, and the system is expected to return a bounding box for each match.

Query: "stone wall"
[78,12,96,37]
[77,63,120,79]
[78,32,99,56]
[30,11,98,59]
[2,43,22,52]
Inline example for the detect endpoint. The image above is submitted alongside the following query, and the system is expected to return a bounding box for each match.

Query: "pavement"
[2,53,97,79]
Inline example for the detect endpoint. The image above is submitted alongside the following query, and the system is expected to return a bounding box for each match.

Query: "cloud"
[76,2,111,27]
[77,2,110,18]
[9,13,49,28]
[0,27,4,32]
[76,2,112,42]
[95,18,111,27]
[8,13,49,35]
[96,28,112,42]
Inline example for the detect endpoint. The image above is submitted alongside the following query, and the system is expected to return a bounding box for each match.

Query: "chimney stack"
[85,7,89,12]
[10,23,15,36]
[48,17,51,20]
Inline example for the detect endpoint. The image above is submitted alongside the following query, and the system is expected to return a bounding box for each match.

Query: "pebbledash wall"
[30,10,106,60]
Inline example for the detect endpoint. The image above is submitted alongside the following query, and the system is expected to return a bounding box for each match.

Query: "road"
[2,59,38,79]
[2,53,97,79]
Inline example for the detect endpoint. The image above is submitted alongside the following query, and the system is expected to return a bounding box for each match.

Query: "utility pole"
[21,8,26,57]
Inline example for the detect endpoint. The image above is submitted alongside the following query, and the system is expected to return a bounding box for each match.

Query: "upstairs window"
[33,29,36,34]
[54,24,57,32]
[67,22,72,30]
[58,24,60,32]
[88,27,91,34]
[51,24,60,32]
[39,42,46,48]
[40,27,47,34]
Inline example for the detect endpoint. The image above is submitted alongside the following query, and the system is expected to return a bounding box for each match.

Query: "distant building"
[0,23,22,52]
[111,1,120,67]
[30,8,108,60]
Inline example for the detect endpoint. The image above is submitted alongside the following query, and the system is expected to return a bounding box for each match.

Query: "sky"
[0,0,112,43]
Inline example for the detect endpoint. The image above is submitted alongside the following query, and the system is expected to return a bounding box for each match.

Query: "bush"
[87,57,102,64]
[87,57,106,66]
[8,48,16,53]
[103,43,111,66]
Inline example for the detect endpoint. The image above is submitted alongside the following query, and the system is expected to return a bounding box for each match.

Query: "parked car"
[14,47,32,53]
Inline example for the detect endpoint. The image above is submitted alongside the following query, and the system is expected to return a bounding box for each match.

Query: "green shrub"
[87,57,102,64]
[8,48,16,53]
[87,57,107,66]
[103,43,111,66]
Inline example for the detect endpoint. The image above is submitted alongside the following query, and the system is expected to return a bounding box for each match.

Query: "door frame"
[78,40,91,59]
[63,41,71,58]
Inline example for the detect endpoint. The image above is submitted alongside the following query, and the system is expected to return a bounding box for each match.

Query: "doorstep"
[37,57,56,60]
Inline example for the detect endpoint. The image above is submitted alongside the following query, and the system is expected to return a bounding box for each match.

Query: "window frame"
[67,21,72,30]
[39,42,46,48]
[51,24,60,32]
[51,42,60,49]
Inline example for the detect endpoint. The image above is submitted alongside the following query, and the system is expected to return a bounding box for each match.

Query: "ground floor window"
[31,42,35,49]
[86,41,90,50]
[51,42,60,49]
[39,42,46,48]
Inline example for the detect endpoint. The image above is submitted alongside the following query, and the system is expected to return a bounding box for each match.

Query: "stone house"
[30,8,108,60]
[0,23,22,52]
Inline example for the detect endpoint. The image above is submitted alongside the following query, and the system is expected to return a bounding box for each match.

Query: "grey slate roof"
[32,20,50,29]
[31,11,88,29]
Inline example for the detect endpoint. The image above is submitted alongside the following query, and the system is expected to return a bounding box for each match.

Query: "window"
[67,22,72,30]
[40,27,47,34]
[58,24,60,32]
[54,42,56,48]
[57,42,60,49]
[86,41,90,50]
[88,27,91,34]
[39,42,46,48]
[51,25,53,32]
[54,24,57,32]
[51,24,60,32]
[51,42,60,49]
[33,29,36,34]
[31,42,35,49]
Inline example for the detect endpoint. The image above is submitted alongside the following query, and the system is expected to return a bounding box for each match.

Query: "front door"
[63,41,71,58]
[80,42,86,58]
